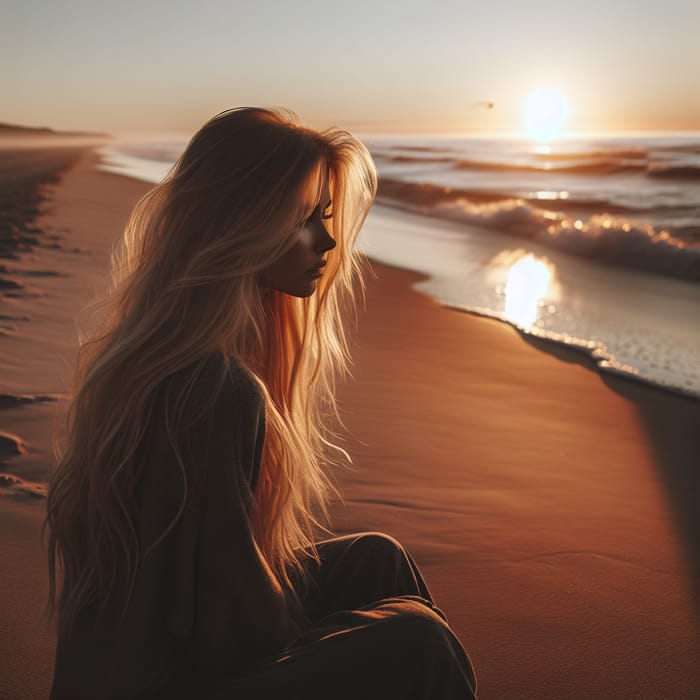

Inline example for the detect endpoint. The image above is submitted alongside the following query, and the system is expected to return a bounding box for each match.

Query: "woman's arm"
[185,357,302,678]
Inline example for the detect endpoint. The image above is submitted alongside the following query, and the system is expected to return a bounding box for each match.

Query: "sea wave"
[111,143,184,163]
[378,178,663,215]
[376,182,700,282]
[452,157,645,176]
[530,148,648,161]
[376,152,700,179]
[647,163,700,179]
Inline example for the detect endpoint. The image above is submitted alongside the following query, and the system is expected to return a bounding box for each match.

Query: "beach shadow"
[521,333,700,610]
[598,374,700,609]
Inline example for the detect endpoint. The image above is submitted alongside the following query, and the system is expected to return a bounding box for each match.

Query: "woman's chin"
[299,281,318,298]
[282,279,319,298]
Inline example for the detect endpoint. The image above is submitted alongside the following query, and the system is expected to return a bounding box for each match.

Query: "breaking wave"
[377,180,700,282]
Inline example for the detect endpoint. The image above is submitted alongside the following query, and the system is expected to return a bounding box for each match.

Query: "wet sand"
[1,146,698,699]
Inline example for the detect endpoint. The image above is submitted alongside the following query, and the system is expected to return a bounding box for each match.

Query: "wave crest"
[378,189,700,282]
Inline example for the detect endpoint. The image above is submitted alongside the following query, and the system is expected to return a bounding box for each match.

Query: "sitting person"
[43,106,478,699]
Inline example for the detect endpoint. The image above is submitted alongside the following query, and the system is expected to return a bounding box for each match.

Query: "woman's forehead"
[301,164,331,209]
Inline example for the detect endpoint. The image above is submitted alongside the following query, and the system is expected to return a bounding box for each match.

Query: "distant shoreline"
[0,122,109,139]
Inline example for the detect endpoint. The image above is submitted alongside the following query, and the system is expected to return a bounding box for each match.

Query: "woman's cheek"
[297,226,313,248]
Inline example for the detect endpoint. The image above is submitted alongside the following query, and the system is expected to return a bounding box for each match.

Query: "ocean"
[97,132,700,398]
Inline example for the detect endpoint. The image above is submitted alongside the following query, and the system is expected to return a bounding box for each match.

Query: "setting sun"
[522,87,571,141]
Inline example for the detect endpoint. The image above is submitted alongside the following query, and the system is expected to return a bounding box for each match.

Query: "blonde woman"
[43,107,477,699]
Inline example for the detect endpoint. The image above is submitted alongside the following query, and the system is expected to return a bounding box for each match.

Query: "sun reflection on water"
[503,254,554,327]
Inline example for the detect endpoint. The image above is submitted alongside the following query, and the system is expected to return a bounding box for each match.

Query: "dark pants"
[210,532,478,699]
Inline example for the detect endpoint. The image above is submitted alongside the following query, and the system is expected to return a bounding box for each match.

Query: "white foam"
[96,145,177,184]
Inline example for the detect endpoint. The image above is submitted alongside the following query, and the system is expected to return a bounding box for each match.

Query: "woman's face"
[265,168,336,298]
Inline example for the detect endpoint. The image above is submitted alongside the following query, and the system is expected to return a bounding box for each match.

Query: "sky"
[2,0,699,136]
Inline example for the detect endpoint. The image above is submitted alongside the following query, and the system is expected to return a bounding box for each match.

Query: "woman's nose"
[315,220,336,253]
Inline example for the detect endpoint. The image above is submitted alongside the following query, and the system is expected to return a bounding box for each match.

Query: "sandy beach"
[1,146,699,699]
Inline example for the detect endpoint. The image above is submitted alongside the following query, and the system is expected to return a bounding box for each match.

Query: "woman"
[43,107,477,698]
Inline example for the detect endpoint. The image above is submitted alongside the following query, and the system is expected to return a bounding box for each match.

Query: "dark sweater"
[50,354,304,699]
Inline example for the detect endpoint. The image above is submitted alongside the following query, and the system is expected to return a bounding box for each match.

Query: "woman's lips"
[307,261,327,275]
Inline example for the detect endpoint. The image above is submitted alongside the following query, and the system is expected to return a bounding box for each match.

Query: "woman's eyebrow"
[306,199,332,217]
[309,199,332,211]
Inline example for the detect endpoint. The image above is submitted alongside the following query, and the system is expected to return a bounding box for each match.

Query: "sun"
[522,87,571,142]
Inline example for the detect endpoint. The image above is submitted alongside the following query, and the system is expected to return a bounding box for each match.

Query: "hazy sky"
[3,0,699,136]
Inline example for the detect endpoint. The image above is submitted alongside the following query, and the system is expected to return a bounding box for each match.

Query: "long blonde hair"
[42,107,377,639]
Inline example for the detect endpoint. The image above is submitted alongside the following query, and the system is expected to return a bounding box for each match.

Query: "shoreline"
[1,144,699,699]
[445,301,700,402]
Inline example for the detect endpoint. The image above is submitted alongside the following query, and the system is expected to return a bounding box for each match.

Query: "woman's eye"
[304,201,332,225]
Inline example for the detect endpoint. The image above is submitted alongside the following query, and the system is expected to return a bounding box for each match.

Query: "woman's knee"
[348,531,408,562]
[287,597,477,697]
[368,597,478,695]
[364,596,451,641]
[345,532,434,603]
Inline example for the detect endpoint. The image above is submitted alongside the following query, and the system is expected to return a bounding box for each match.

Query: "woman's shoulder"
[159,352,265,430]
[199,352,263,404]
